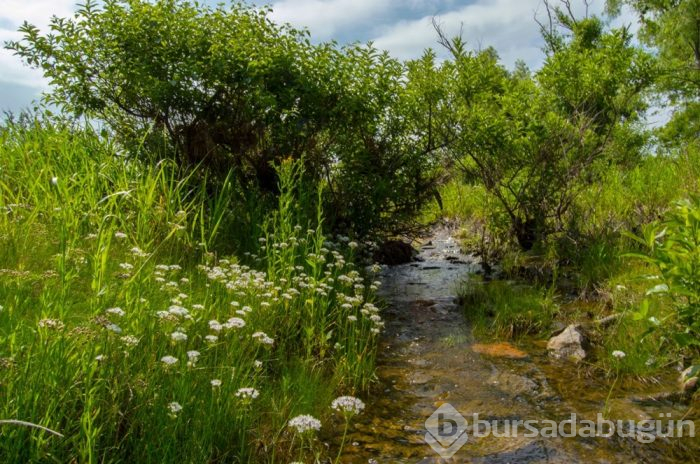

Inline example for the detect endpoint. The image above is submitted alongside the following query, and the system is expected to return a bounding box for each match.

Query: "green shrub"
[628,196,700,352]
[7,0,443,238]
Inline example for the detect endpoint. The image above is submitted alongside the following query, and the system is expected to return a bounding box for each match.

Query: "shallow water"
[342,226,699,463]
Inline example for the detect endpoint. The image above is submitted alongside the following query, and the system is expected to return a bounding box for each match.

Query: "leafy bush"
[430,9,652,250]
[628,197,700,351]
[6,0,442,238]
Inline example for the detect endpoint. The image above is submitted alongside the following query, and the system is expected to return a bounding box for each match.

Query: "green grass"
[459,278,558,339]
[0,119,383,462]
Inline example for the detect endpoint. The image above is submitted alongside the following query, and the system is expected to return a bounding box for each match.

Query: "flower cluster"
[235,387,260,400]
[288,414,322,434]
[331,396,365,415]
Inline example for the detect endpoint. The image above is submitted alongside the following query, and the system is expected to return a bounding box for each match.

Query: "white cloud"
[372,0,541,67]
[0,1,76,91]
[372,0,640,68]
[268,0,394,39]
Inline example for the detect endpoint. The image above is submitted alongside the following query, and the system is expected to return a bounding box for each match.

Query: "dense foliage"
[7,0,443,237]
[425,11,653,250]
[629,197,700,349]
[607,0,700,143]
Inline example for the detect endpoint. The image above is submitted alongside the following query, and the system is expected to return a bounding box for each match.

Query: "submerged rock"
[373,240,416,265]
[472,342,529,360]
[489,371,539,397]
[546,324,587,361]
[680,366,699,393]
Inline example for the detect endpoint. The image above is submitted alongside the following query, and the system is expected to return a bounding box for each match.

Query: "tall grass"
[460,278,558,338]
[0,118,383,462]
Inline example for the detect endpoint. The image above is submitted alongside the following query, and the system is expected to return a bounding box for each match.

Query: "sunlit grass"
[0,118,382,462]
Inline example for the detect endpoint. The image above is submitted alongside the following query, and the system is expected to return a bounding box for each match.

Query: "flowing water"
[341,226,699,463]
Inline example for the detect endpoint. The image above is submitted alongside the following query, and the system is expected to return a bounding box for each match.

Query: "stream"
[341,225,699,463]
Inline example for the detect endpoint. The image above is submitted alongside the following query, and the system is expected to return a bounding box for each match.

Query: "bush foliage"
[7,0,444,237]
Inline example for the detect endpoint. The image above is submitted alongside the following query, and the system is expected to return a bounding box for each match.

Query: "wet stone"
[472,342,529,360]
[409,371,433,385]
[489,371,539,398]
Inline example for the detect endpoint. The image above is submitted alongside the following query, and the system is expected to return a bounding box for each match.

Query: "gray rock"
[546,324,587,361]
[549,320,567,337]
[679,366,699,393]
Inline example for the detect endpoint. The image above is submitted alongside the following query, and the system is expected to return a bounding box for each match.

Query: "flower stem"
[334,419,350,464]
[603,367,619,418]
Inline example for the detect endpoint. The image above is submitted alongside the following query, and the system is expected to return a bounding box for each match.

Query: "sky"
[0,0,640,115]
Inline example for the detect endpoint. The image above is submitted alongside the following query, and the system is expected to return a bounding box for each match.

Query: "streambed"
[341,226,699,463]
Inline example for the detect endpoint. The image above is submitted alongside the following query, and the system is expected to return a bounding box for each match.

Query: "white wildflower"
[171,331,188,342]
[168,305,190,319]
[106,307,125,317]
[186,350,200,367]
[168,402,182,414]
[331,396,365,415]
[130,247,148,258]
[211,379,222,388]
[38,318,65,330]
[106,323,122,334]
[235,387,260,400]
[224,317,246,329]
[252,331,274,346]
[288,414,322,434]
[161,355,178,366]
[120,335,139,347]
[612,350,626,359]
[205,335,219,344]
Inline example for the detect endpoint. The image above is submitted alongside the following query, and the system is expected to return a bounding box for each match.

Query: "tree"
[436,4,653,250]
[6,0,442,238]
[607,0,700,142]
